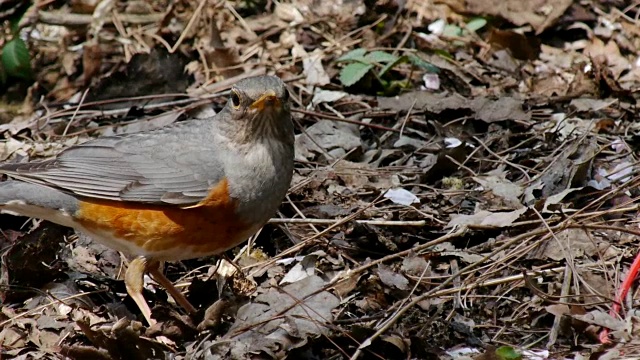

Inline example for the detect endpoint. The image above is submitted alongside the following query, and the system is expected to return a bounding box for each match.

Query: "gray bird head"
[220,75,293,145]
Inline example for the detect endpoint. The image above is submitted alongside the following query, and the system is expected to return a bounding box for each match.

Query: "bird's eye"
[230,91,241,108]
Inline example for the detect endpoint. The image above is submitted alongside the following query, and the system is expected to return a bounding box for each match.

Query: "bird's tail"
[0,181,79,227]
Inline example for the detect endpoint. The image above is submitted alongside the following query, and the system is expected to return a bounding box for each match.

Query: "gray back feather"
[0,120,226,205]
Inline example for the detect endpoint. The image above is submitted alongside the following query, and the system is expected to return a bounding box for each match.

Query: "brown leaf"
[537,228,598,261]
[377,264,410,291]
[447,208,527,229]
[377,93,531,123]
[464,0,572,34]
[210,275,340,358]
[486,28,541,60]
[82,43,102,86]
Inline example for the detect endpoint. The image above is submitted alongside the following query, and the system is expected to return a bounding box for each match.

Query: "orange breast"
[73,178,250,257]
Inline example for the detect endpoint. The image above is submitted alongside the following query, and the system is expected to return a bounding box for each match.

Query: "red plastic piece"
[599,252,640,343]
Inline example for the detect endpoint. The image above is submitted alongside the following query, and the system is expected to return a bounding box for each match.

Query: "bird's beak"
[250,90,281,111]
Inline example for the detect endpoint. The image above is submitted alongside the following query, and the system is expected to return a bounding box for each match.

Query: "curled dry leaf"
[280,254,317,285]
[377,93,531,123]
[446,208,528,229]
[203,275,340,358]
[294,120,361,161]
[377,264,410,291]
[473,171,524,209]
[537,228,599,261]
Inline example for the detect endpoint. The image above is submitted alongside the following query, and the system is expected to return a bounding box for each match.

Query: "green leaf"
[9,12,24,34]
[495,346,521,360]
[2,38,32,79]
[377,79,409,96]
[466,17,487,32]
[442,24,462,37]
[408,55,440,73]
[378,55,408,77]
[365,50,398,64]
[434,49,453,59]
[337,48,368,62]
[339,62,374,87]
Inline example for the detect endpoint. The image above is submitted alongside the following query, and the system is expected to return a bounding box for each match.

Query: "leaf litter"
[1,0,640,359]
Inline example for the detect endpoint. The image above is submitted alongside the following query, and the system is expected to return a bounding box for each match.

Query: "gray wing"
[0,124,225,205]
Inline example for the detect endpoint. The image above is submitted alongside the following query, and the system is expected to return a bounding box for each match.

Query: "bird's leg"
[147,262,198,315]
[125,257,155,326]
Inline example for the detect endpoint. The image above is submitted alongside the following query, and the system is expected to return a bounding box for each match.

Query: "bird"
[0,75,295,325]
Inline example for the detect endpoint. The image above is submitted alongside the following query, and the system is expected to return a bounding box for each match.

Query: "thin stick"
[347,225,557,359]
[170,0,207,53]
[420,261,615,300]
[547,264,572,348]
[293,108,400,133]
[37,10,164,26]
[472,135,531,181]
[62,88,90,137]
[268,218,427,226]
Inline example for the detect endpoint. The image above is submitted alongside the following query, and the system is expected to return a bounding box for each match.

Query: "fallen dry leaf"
[204,275,340,358]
